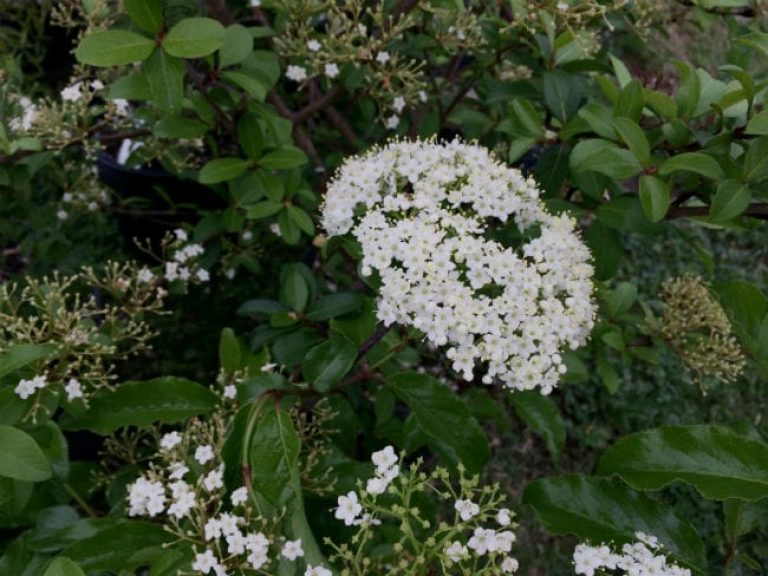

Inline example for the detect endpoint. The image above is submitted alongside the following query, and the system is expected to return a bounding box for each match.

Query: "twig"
[666,204,768,220]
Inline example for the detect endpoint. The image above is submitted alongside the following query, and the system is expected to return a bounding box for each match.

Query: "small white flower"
[357,23,367,36]
[501,556,519,573]
[334,491,362,525]
[231,486,249,506]
[375,51,390,64]
[90,79,104,91]
[467,527,496,556]
[454,498,480,521]
[112,98,130,116]
[204,518,223,541]
[324,62,340,79]
[203,465,224,492]
[497,508,512,526]
[14,375,47,400]
[137,267,155,284]
[196,268,210,282]
[160,431,183,451]
[223,384,237,399]
[174,228,188,242]
[127,476,166,517]
[371,445,398,473]
[392,96,406,113]
[286,65,308,82]
[242,230,253,241]
[385,115,399,129]
[282,538,304,561]
[261,363,278,373]
[61,82,83,102]
[557,1,569,9]
[63,192,73,203]
[365,476,388,495]
[249,0,261,6]
[57,210,68,221]
[64,378,83,401]
[307,40,321,52]
[418,90,428,102]
[225,268,236,280]
[444,541,468,563]
[195,444,215,465]
[168,462,189,480]
[305,566,332,576]
[191,550,219,574]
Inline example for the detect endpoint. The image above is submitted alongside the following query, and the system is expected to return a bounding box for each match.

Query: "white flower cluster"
[573,533,691,576]
[331,446,519,574]
[125,394,311,575]
[322,139,595,393]
[164,229,210,285]
[9,96,39,133]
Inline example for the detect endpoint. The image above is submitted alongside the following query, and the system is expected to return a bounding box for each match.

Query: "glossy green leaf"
[162,17,225,58]
[511,391,565,460]
[0,425,51,482]
[0,343,56,379]
[286,205,315,236]
[246,200,283,219]
[614,80,644,122]
[523,475,706,573]
[219,328,241,373]
[570,139,643,180]
[124,0,163,34]
[543,70,583,122]
[745,109,768,135]
[219,24,253,68]
[144,48,185,114]
[75,30,155,66]
[388,372,490,473]
[61,377,218,434]
[199,157,251,184]
[306,293,362,321]
[221,71,268,100]
[153,116,208,139]
[599,425,768,500]
[302,336,357,393]
[281,268,309,312]
[613,117,651,165]
[742,136,768,182]
[42,557,86,576]
[638,175,670,222]
[658,152,724,180]
[249,401,300,505]
[237,112,263,160]
[710,179,750,222]
[64,521,172,571]
[259,147,308,169]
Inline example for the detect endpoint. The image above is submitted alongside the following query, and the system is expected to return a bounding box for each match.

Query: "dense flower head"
[322,139,595,393]
[573,532,691,576]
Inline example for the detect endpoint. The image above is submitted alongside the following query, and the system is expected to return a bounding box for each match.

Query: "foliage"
[1,0,768,574]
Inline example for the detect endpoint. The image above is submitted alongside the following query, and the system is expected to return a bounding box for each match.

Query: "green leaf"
[278,210,301,244]
[61,377,218,435]
[644,89,677,119]
[742,136,768,182]
[75,30,155,66]
[219,328,241,373]
[153,116,208,139]
[674,61,701,120]
[614,80,644,122]
[599,425,768,500]
[523,475,706,573]
[249,401,300,505]
[259,147,308,169]
[388,372,490,473]
[745,109,768,135]
[65,521,172,571]
[0,343,56,379]
[124,0,163,34]
[220,71,268,100]
[43,557,86,576]
[246,200,283,219]
[639,175,670,222]
[658,152,724,180]
[306,293,362,321]
[302,336,358,393]
[237,112,263,160]
[613,117,651,165]
[710,179,751,222]
[543,70,583,122]
[144,49,185,114]
[286,205,315,236]
[219,24,253,68]
[199,157,251,184]
[281,269,309,313]
[162,17,225,58]
[606,282,638,316]
[511,391,565,460]
[570,139,644,180]
[0,425,51,482]
[610,54,632,88]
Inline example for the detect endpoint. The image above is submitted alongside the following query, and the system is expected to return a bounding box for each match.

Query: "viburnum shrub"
[1,1,768,575]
